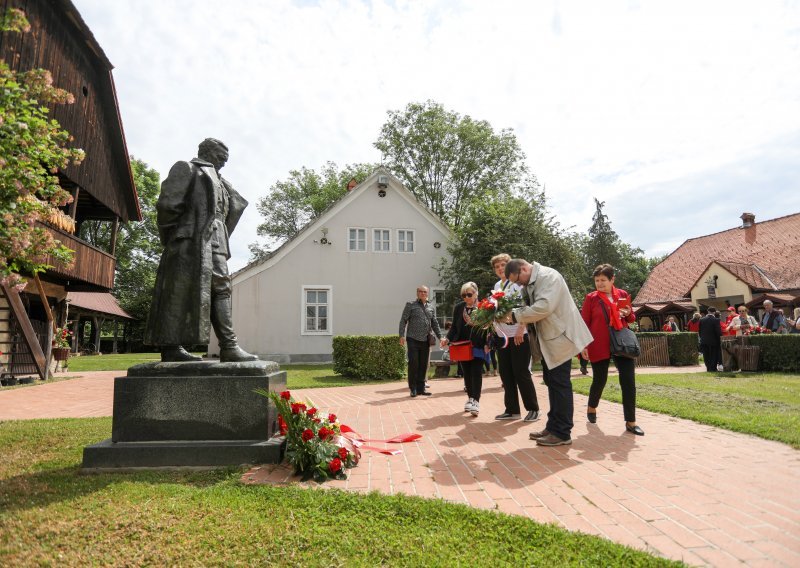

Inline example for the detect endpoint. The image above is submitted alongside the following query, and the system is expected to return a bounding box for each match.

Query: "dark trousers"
[587,356,637,422]
[462,358,483,401]
[699,343,720,372]
[497,338,538,413]
[542,358,574,440]
[406,337,430,393]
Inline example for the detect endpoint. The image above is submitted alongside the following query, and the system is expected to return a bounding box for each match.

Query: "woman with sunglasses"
[729,306,758,336]
[441,282,488,416]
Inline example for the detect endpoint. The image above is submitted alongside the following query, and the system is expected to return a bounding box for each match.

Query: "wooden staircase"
[0,283,47,383]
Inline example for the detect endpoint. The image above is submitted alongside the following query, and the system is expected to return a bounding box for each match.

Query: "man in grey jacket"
[399,286,442,397]
[505,259,593,446]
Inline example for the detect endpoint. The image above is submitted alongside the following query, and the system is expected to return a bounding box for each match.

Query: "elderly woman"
[729,306,758,336]
[441,282,488,417]
[580,264,643,436]
[788,307,800,333]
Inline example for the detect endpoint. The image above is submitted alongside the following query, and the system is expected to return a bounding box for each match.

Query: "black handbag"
[599,301,640,359]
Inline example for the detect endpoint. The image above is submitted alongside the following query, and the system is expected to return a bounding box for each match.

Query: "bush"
[748,335,800,372]
[332,335,405,380]
[635,332,699,366]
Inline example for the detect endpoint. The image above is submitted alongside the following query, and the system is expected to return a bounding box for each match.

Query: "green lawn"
[0,419,675,567]
[573,371,800,448]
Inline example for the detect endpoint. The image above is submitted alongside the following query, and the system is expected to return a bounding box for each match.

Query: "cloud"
[70,0,800,270]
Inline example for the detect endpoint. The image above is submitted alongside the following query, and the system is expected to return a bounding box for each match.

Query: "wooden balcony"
[39,223,116,290]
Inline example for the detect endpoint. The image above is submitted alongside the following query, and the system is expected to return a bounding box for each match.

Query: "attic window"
[82,85,88,97]
[378,189,386,197]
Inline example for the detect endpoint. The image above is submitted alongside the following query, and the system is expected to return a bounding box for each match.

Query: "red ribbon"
[339,425,421,455]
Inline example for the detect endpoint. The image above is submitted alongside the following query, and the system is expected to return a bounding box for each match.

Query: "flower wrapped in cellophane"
[467,290,523,333]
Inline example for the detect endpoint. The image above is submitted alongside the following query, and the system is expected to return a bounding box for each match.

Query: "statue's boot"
[213,295,259,363]
[161,346,202,362]
[220,344,259,363]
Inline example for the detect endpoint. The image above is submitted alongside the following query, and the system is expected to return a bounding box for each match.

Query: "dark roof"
[67,292,135,319]
[634,213,800,304]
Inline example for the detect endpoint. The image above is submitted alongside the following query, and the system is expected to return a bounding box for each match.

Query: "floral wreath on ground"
[257,388,360,482]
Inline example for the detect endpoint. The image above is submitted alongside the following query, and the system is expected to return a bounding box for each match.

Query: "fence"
[635,335,670,367]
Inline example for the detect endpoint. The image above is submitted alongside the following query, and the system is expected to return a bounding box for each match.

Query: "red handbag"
[449,340,474,362]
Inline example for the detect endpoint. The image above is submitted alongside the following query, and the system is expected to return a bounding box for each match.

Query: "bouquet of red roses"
[467,290,523,333]
[257,388,359,481]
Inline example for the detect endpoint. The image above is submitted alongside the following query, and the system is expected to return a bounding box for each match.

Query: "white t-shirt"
[493,279,524,341]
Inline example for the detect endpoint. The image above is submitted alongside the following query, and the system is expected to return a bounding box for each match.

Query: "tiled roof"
[634,213,800,304]
[66,292,135,319]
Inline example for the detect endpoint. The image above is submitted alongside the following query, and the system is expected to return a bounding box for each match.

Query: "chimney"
[740,212,755,228]
[347,178,358,192]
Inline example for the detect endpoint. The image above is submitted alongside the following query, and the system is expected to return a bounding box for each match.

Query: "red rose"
[301,429,314,442]
[306,407,317,417]
[280,391,291,400]
[328,413,337,423]
[338,447,348,460]
[328,458,342,473]
[291,402,307,414]
[313,418,321,424]
[278,415,288,435]
[318,427,333,440]
[492,291,505,299]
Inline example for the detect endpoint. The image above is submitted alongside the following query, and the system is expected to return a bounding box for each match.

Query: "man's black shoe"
[410,390,417,397]
[418,391,432,396]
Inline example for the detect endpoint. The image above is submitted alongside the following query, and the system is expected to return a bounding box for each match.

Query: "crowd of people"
[399,254,644,448]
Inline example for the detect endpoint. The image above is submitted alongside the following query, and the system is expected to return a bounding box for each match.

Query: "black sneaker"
[494,412,521,420]
[523,410,540,422]
[418,391,432,397]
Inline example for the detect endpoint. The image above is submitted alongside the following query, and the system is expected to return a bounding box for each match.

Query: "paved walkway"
[1,368,799,566]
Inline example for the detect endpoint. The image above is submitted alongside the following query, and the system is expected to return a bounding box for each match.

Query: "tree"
[78,158,161,344]
[584,198,623,273]
[0,9,85,286]
[249,161,375,260]
[374,100,527,228]
[438,184,587,308]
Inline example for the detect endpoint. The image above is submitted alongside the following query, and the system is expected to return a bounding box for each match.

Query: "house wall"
[690,263,751,310]
[214,176,451,362]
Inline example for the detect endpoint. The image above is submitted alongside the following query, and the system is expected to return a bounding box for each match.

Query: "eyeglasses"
[461,292,474,298]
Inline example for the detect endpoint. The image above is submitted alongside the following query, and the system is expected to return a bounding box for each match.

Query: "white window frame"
[301,285,332,336]
[347,227,367,252]
[431,287,446,328]
[397,229,415,253]
[373,228,391,253]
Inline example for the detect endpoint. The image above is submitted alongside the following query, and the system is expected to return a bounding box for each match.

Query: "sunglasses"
[461,292,474,298]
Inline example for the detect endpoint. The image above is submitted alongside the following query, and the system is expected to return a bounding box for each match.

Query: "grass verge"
[0,419,677,567]
[572,371,800,448]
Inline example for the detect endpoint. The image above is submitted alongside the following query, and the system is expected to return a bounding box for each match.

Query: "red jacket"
[581,289,636,362]
[687,319,700,332]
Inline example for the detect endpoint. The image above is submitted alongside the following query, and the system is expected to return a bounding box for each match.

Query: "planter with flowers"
[257,388,359,482]
[52,326,73,361]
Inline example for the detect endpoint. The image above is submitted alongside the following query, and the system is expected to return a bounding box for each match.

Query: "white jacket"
[511,262,594,368]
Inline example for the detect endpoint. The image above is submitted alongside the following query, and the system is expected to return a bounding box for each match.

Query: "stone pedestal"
[82,360,286,470]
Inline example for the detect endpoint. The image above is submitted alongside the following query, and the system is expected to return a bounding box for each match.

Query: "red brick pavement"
[2,367,799,566]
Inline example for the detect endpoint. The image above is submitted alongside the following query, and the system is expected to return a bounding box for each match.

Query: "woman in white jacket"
[729,306,759,336]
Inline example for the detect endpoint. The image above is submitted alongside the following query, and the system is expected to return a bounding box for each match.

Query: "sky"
[71,0,800,271]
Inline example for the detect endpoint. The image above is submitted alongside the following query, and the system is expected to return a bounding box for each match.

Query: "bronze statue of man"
[145,138,258,363]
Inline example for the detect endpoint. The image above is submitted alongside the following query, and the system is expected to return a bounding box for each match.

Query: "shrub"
[635,332,699,366]
[332,335,405,380]
[748,335,800,372]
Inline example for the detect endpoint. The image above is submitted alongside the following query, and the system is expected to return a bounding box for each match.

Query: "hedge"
[635,332,699,366]
[748,335,800,372]
[332,335,405,380]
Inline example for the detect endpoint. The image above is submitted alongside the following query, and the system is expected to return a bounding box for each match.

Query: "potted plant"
[52,326,73,361]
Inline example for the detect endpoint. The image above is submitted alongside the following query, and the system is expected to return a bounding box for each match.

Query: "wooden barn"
[0,0,140,382]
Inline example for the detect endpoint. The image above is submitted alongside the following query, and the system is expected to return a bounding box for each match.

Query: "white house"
[210,169,452,362]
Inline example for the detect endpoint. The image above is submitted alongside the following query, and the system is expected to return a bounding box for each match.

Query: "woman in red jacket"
[580,264,644,436]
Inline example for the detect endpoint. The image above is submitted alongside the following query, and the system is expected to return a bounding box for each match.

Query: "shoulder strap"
[598,298,611,325]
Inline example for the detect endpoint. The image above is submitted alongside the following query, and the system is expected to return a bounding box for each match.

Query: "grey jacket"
[512,262,593,368]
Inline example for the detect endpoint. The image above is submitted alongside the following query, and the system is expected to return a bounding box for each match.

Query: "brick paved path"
[2,368,799,566]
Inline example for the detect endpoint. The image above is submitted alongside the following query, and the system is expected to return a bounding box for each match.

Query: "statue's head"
[198,138,229,171]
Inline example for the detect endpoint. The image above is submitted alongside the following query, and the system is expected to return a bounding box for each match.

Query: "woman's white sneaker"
[464,398,474,412]
[470,400,480,416]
